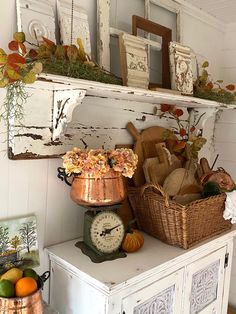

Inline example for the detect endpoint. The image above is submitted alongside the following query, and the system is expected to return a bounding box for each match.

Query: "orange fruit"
[15,277,38,297]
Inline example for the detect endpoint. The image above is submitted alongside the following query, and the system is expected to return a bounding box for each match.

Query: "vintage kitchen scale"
[58,167,127,262]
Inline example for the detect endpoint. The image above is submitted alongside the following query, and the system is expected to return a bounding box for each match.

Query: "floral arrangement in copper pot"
[59,148,138,206]
[62,147,138,178]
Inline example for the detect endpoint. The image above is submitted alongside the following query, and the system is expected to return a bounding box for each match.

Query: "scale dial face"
[90,211,125,254]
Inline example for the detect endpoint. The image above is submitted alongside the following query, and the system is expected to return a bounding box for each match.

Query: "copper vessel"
[70,169,126,206]
[0,272,49,314]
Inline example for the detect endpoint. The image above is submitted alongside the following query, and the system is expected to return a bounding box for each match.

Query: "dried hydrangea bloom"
[62,148,138,178]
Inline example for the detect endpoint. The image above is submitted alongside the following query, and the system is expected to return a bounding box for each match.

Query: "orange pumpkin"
[122,229,144,253]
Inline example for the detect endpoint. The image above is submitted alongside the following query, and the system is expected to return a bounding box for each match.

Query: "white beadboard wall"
[0,0,233,304]
[214,22,236,307]
[221,22,236,85]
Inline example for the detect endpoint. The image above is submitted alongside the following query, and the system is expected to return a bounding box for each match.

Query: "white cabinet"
[183,247,227,314]
[46,228,236,314]
[122,269,184,314]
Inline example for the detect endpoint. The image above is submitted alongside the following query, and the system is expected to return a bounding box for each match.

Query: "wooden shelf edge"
[37,73,223,109]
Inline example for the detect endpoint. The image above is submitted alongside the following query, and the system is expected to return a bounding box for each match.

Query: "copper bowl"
[0,271,50,314]
[70,169,126,206]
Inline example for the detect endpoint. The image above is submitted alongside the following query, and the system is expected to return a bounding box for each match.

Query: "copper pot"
[70,169,126,206]
[0,271,50,314]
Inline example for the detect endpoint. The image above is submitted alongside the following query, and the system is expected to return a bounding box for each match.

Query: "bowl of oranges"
[0,267,50,313]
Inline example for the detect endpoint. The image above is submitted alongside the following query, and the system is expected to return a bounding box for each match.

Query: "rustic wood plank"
[228,305,236,314]
[97,0,110,70]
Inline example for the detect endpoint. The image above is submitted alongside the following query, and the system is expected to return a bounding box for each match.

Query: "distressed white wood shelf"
[8,73,234,159]
[38,73,222,109]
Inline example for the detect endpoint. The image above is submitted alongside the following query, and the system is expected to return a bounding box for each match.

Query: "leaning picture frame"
[132,15,172,89]
[97,0,182,71]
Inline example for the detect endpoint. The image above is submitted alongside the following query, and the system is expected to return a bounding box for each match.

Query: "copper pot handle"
[57,167,73,186]
[141,183,169,207]
[40,271,50,283]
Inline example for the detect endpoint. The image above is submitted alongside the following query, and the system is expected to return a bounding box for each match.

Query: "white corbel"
[52,89,86,141]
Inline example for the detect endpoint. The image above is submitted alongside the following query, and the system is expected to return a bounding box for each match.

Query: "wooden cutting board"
[126,122,177,186]
[163,168,198,197]
[143,143,181,185]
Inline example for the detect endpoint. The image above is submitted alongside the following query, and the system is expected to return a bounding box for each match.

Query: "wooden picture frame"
[97,0,182,72]
[132,15,172,89]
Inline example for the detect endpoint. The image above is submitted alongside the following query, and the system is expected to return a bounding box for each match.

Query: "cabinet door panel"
[122,269,184,314]
[184,246,226,314]
[50,260,107,314]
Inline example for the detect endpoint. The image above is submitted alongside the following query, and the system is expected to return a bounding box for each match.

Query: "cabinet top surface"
[37,73,227,109]
[46,227,236,293]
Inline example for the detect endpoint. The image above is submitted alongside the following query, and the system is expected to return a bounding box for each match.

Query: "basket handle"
[141,183,169,207]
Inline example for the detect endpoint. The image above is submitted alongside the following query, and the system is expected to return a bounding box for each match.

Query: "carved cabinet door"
[121,269,184,314]
[183,246,227,314]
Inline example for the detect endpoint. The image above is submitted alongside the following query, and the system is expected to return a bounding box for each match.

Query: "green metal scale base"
[75,205,127,263]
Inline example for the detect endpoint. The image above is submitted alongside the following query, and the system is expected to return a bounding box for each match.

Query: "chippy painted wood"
[119,33,149,89]
[169,41,194,95]
[7,75,220,159]
[57,0,91,56]
[16,0,56,47]
[145,0,183,75]
[52,89,86,141]
[97,0,110,71]
[97,0,183,71]
[38,74,222,108]
[46,228,236,314]
[149,0,183,42]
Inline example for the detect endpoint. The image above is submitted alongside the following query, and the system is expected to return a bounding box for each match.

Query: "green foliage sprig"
[158,104,207,162]
[194,61,236,104]
[0,32,42,125]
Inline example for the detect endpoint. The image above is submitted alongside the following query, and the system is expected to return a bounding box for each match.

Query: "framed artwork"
[0,215,39,272]
[169,41,194,95]
[16,0,56,48]
[119,33,149,89]
[132,15,172,89]
[97,0,182,72]
[57,0,91,56]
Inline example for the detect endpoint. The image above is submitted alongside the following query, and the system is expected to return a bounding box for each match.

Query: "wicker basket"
[128,183,232,249]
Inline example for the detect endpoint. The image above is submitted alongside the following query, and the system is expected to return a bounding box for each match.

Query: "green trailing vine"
[1,82,28,126]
